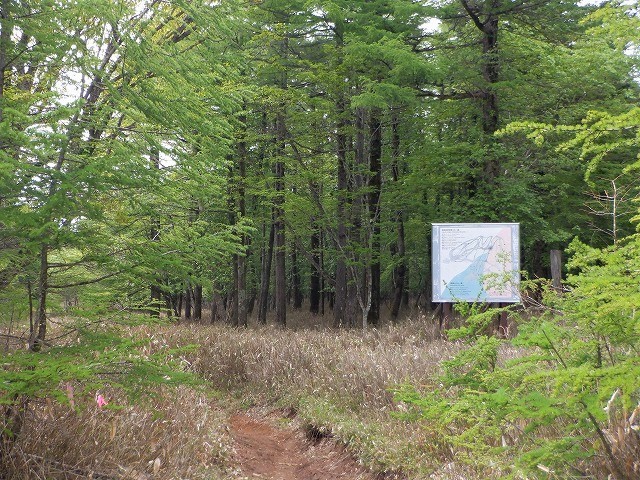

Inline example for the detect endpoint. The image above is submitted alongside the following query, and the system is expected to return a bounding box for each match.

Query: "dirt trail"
[230,413,380,480]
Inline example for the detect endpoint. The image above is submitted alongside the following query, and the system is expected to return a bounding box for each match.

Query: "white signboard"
[432,223,520,303]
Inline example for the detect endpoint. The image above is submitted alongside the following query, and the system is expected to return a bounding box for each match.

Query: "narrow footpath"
[230,413,381,480]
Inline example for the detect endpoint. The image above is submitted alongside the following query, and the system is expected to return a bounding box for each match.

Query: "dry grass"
[146,314,517,477]
[7,309,614,479]
[156,315,453,409]
[2,386,234,480]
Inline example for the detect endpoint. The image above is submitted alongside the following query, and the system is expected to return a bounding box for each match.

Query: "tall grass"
[2,386,233,479]
[150,315,524,477]
[1,312,524,479]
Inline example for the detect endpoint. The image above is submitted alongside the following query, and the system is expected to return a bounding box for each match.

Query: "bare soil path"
[230,412,380,480]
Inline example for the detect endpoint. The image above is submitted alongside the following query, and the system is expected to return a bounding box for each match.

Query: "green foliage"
[396,22,640,462]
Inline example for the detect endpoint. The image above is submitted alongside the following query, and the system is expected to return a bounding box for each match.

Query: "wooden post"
[550,249,562,292]
[441,302,453,332]
[497,303,508,338]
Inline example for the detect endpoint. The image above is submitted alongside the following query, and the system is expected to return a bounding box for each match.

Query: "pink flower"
[95,393,108,409]
[65,383,75,409]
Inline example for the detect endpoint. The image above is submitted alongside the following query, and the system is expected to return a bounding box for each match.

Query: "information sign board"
[432,223,520,303]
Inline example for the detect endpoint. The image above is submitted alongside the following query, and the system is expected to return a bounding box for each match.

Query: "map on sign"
[432,223,520,303]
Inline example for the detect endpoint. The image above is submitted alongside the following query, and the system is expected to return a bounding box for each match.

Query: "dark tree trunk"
[291,244,303,309]
[184,284,192,320]
[274,114,287,327]
[247,292,257,316]
[237,112,248,328]
[344,108,369,328]
[334,97,349,328]
[461,0,501,181]
[309,215,321,315]
[30,244,48,352]
[532,239,546,279]
[350,107,366,328]
[258,222,275,324]
[193,284,202,320]
[273,32,288,327]
[227,170,239,326]
[367,109,382,327]
[481,15,499,136]
[230,254,239,326]
[390,112,406,321]
[320,227,325,316]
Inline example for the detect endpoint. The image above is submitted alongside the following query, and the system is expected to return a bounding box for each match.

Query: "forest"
[1,0,639,479]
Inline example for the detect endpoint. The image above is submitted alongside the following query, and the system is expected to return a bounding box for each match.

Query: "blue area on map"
[441,252,489,301]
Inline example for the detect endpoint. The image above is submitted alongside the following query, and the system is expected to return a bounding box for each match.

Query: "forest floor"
[2,315,465,479]
[230,410,381,480]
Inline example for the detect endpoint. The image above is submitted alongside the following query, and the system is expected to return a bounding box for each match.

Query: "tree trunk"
[258,222,275,324]
[149,148,162,318]
[30,244,48,352]
[291,244,303,309]
[550,249,562,292]
[309,214,321,315]
[320,227,325,316]
[334,97,349,327]
[184,283,192,320]
[390,113,406,321]
[237,113,248,328]
[367,108,382,327]
[193,284,202,320]
[230,254,239,326]
[227,168,239,326]
[274,114,287,327]
[349,107,367,328]
[481,15,499,136]
[460,0,501,183]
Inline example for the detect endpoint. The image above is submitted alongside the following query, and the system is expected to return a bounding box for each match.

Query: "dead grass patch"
[147,315,511,477]
[2,386,233,480]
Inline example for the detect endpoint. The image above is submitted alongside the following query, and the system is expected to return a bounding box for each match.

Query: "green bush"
[396,235,640,479]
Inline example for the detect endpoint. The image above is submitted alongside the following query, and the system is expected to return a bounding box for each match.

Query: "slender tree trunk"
[236,113,248,327]
[320,227,325,316]
[184,283,192,320]
[349,107,366,328]
[459,0,501,186]
[274,111,287,326]
[272,32,290,327]
[367,108,382,327]
[30,244,48,352]
[258,222,275,324]
[226,167,239,326]
[390,112,406,321]
[481,15,499,137]
[334,97,349,327]
[550,249,562,292]
[309,211,321,314]
[291,244,303,309]
[193,285,202,321]
[149,148,162,317]
[230,253,239,325]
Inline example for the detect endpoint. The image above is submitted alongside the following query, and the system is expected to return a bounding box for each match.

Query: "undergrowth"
[150,316,524,478]
[0,318,235,479]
